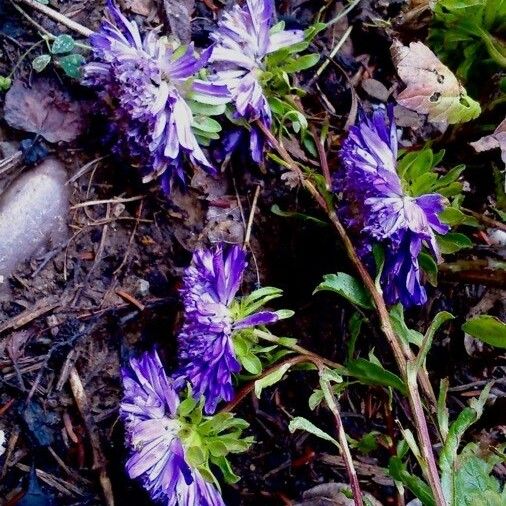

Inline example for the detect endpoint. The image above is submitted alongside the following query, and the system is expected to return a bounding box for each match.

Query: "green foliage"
[258,22,324,138]
[389,304,424,347]
[397,147,466,199]
[462,315,506,348]
[429,0,506,84]
[32,34,84,79]
[289,416,339,447]
[177,393,253,487]
[436,232,473,254]
[254,362,294,398]
[0,76,12,91]
[314,273,374,309]
[346,357,407,394]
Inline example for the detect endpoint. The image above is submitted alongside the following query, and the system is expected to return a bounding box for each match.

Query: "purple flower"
[176,244,279,413]
[83,0,230,185]
[209,0,304,161]
[121,350,224,505]
[337,107,449,307]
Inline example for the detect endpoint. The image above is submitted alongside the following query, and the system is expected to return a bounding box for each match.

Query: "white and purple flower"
[337,107,449,307]
[176,244,279,414]
[209,0,304,161]
[121,350,224,505]
[83,0,229,186]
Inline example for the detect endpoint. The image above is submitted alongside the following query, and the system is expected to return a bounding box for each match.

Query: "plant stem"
[253,328,342,370]
[14,0,93,38]
[256,120,446,506]
[461,207,506,233]
[320,377,364,506]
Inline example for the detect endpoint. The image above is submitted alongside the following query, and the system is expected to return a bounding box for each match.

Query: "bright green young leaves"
[176,392,253,487]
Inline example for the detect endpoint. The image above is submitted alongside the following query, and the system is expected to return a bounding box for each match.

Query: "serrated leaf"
[289,416,339,447]
[57,54,85,78]
[437,232,473,254]
[254,362,292,398]
[462,315,506,348]
[391,40,481,125]
[32,54,51,73]
[314,273,373,309]
[51,34,75,54]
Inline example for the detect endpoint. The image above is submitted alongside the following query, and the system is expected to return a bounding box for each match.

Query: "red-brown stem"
[223,353,364,506]
[257,120,445,506]
[310,124,332,190]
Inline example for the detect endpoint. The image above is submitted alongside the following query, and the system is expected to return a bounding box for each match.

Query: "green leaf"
[437,232,473,254]
[440,383,492,504]
[178,396,198,417]
[254,362,292,398]
[440,207,479,227]
[279,53,320,73]
[51,34,75,54]
[192,116,222,134]
[347,312,363,361]
[438,379,450,440]
[0,76,12,91]
[240,352,263,375]
[389,304,424,347]
[32,54,51,73]
[462,315,506,348]
[187,100,226,116]
[212,455,241,484]
[308,389,325,410]
[271,204,327,226]
[289,416,339,447]
[346,358,407,394]
[57,53,85,78]
[314,273,373,309]
[388,456,435,506]
[419,251,439,286]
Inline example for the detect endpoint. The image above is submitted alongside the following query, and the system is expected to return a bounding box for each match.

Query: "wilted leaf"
[4,78,83,143]
[470,117,506,166]
[462,315,506,349]
[391,40,481,125]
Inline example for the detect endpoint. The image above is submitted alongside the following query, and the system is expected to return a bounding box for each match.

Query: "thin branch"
[244,185,261,247]
[320,378,364,506]
[14,0,93,38]
[461,207,506,233]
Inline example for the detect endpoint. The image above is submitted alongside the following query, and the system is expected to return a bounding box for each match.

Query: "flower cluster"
[209,0,304,161]
[175,244,280,414]
[121,351,225,505]
[83,0,229,186]
[121,244,283,502]
[337,107,449,307]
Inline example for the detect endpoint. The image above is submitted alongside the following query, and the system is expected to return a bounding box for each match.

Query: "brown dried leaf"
[391,40,481,125]
[6,330,31,361]
[470,118,506,166]
[124,0,155,16]
[4,78,83,143]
